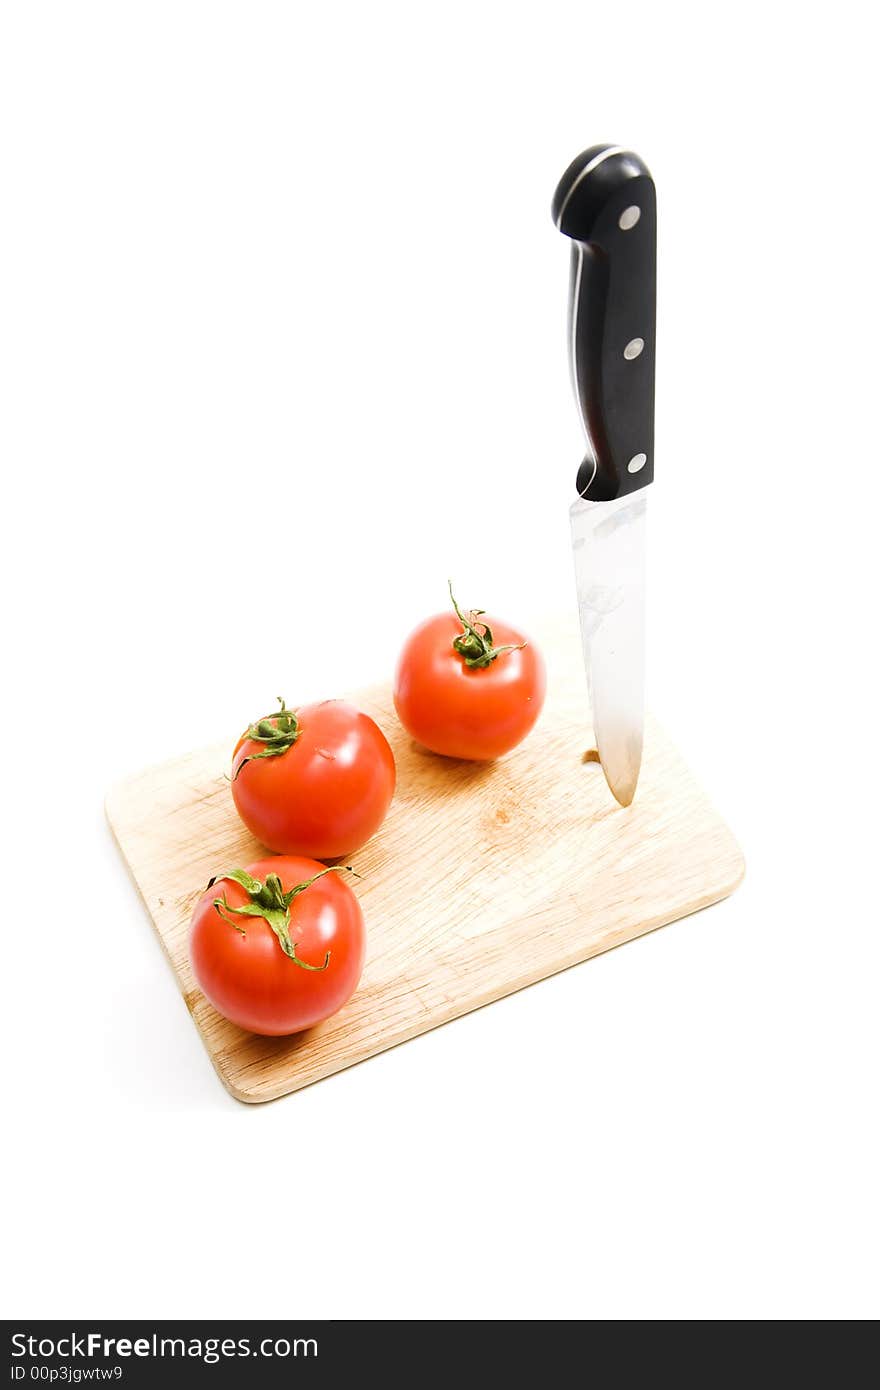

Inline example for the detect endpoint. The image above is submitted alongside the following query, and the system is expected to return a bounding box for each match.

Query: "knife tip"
[610,772,639,807]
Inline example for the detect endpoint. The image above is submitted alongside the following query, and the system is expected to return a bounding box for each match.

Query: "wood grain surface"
[106,623,744,1102]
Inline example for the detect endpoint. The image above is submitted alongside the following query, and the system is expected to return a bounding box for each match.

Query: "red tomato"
[231,699,395,858]
[189,856,365,1035]
[394,591,546,760]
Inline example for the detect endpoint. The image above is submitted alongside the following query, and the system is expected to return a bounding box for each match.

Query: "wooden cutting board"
[106,622,744,1103]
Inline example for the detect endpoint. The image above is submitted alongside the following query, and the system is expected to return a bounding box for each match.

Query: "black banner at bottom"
[3,1321,559,1386]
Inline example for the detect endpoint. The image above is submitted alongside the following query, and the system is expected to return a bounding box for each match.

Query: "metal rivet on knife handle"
[619,205,641,230]
[627,453,648,474]
[624,338,644,360]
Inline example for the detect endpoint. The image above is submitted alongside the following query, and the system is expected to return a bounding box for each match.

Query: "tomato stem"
[233,697,301,780]
[207,865,359,969]
[448,580,526,669]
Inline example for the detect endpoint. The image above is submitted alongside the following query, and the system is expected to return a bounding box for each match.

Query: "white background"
[2,0,878,1322]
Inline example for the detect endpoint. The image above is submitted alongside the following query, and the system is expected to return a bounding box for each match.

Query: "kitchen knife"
[552,145,656,807]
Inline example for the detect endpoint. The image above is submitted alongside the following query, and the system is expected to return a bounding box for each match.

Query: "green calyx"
[234,697,301,779]
[208,866,357,970]
[448,580,526,670]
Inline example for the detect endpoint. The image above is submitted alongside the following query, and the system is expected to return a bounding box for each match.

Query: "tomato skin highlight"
[189,855,365,1036]
[393,612,546,760]
[231,700,396,858]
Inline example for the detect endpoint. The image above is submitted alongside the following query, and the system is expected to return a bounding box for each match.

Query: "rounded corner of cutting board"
[103,781,126,836]
[216,1069,271,1105]
[725,838,747,896]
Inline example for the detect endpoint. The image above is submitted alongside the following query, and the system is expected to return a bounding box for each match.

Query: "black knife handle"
[552,145,656,501]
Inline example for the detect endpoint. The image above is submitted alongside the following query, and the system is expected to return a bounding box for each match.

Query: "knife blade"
[552,145,656,806]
